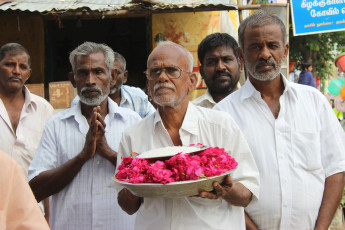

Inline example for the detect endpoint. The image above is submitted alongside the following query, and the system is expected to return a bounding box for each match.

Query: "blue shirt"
[28,98,141,230]
[120,85,155,118]
[298,70,317,88]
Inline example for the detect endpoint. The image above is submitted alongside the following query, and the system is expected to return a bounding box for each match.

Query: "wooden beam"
[238,4,261,10]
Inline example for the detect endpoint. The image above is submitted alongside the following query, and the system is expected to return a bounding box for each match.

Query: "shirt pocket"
[291,131,321,171]
[23,128,44,159]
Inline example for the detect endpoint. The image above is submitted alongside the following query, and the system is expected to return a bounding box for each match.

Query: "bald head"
[145,41,197,109]
[148,41,194,72]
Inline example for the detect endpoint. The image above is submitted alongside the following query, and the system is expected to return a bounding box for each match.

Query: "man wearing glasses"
[116,41,260,230]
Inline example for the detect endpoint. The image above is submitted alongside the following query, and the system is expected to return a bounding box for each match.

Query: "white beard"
[79,86,108,106]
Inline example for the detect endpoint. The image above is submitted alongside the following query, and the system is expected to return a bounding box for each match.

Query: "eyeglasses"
[144,66,191,80]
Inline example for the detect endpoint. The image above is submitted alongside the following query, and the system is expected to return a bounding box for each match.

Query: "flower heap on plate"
[115,145,238,184]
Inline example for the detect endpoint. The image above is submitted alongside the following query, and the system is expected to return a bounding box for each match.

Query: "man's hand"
[96,134,118,166]
[199,175,253,207]
[79,106,106,162]
[118,188,142,215]
[29,106,106,202]
[87,106,118,166]
[199,175,233,199]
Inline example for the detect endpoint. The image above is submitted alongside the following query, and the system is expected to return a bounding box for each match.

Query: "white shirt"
[214,76,345,230]
[28,98,141,230]
[117,102,260,230]
[192,90,216,108]
[0,86,54,175]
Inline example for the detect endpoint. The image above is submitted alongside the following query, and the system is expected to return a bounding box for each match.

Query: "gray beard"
[110,85,121,95]
[248,59,282,82]
[153,82,183,108]
[79,86,108,106]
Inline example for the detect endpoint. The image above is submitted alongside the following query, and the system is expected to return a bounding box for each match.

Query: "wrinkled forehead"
[245,24,284,41]
[4,51,29,61]
[75,52,107,68]
[147,45,188,69]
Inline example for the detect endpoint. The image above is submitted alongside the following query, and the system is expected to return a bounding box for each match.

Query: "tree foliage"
[289,22,345,69]
[289,19,345,91]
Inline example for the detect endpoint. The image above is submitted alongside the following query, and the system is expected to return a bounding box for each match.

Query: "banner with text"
[291,0,345,36]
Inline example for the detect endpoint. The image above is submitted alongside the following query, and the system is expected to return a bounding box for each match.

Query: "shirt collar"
[23,86,37,112]
[282,75,298,102]
[239,78,257,101]
[180,102,199,135]
[239,74,298,102]
[200,90,216,105]
[119,86,129,106]
[152,102,198,135]
[108,97,126,120]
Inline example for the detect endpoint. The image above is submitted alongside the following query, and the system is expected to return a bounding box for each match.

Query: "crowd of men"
[1,10,345,230]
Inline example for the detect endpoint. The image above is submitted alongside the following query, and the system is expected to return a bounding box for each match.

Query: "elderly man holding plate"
[116,41,260,230]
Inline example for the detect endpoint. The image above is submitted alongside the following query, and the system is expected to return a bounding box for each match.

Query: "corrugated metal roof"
[0,0,133,12]
[0,0,237,13]
[142,0,237,10]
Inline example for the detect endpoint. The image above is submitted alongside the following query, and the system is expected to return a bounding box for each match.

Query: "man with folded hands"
[28,42,141,230]
[116,41,260,230]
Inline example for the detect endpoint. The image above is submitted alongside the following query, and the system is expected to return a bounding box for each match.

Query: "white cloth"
[214,76,345,230]
[192,90,216,108]
[0,86,54,175]
[117,102,260,230]
[28,98,141,230]
[219,11,238,42]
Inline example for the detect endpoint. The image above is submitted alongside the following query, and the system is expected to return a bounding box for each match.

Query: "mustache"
[9,75,23,81]
[212,71,233,80]
[153,82,175,92]
[80,86,102,96]
[254,59,277,69]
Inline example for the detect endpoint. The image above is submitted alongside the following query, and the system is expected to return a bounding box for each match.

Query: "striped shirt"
[28,98,141,230]
[119,85,155,118]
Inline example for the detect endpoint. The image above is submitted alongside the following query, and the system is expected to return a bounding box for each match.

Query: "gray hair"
[148,40,194,72]
[238,10,286,50]
[114,52,126,70]
[69,42,115,73]
[0,43,31,67]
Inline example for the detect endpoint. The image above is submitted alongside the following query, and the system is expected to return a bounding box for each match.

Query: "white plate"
[113,170,232,198]
[136,145,208,159]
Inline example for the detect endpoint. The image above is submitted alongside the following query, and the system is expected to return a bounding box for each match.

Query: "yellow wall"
[0,15,45,84]
[152,11,239,100]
